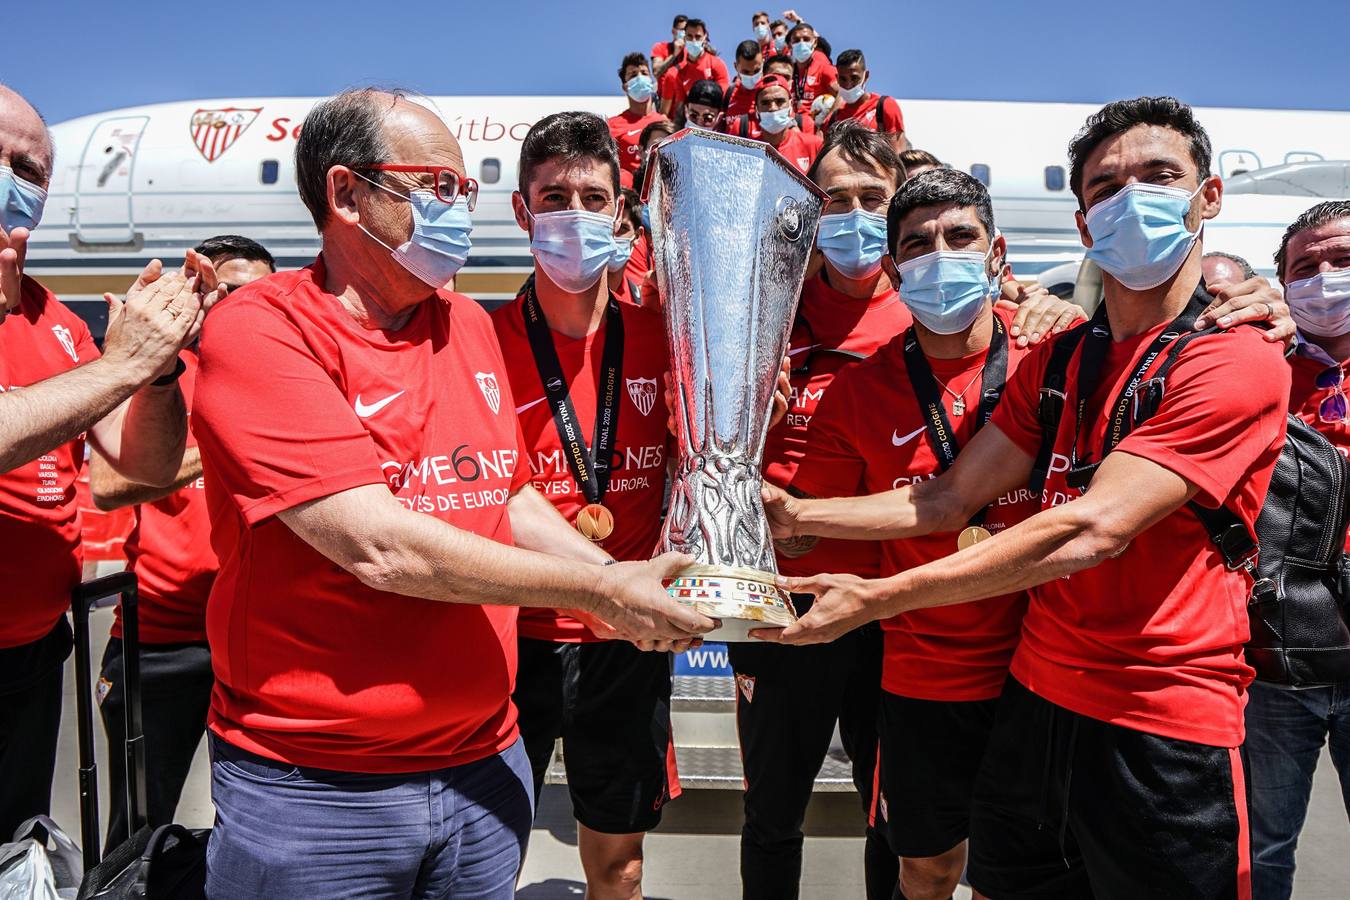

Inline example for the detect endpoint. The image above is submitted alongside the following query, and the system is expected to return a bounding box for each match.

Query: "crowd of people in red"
[3,9,1350,900]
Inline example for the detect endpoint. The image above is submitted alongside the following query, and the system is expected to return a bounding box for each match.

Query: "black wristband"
[150,356,186,386]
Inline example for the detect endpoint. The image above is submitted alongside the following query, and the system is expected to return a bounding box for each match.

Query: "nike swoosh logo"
[787,344,820,357]
[354,390,406,418]
[515,397,547,414]
[627,128,643,136]
[892,426,926,447]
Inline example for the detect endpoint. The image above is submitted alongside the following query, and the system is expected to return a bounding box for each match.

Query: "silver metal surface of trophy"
[644,129,826,641]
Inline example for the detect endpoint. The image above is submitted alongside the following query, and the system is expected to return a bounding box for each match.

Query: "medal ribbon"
[521,278,625,507]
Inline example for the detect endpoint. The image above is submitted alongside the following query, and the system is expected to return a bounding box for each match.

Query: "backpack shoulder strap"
[875,95,892,130]
[723,85,736,107]
[1029,323,1090,494]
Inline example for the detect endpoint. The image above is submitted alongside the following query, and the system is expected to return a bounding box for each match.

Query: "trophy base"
[666,564,796,642]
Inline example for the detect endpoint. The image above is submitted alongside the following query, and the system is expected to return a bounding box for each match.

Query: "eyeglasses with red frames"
[357,164,479,212]
[1316,365,1347,424]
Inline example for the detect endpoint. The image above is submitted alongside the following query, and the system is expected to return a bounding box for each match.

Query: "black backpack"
[1030,322,1350,687]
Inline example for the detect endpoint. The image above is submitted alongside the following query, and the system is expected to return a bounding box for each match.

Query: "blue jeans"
[205,735,534,899]
[1245,681,1350,900]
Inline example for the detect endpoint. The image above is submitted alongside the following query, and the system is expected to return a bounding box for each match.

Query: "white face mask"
[1286,268,1350,338]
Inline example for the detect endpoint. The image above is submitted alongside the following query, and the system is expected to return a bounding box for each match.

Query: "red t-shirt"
[608,109,667,174]
[991,315,1288,747]
[792,50,837,115]
[492,296,671,642]
[668,54,731,107]
[193,259,532,773]
[626,233,651,290]
[793,313,1036,701]
[0,276,100,648]
[651,39,676,62]
[768,128,824,175]
[1288,347,1350,548]
[112,350,217,644]
[725,82,756,119]
[827,93,905,133]
[765,272,912,580]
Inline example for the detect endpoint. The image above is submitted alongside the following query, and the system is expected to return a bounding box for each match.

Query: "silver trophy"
[643,129,826,641]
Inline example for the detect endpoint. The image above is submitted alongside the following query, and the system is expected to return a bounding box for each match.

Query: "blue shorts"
[205,734,534,899]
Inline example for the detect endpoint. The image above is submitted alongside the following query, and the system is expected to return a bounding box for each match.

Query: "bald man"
[0,84,214,836]
[191,88,713,899]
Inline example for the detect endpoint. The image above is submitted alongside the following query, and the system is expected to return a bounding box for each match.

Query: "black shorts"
[872,689,1000,858]
[512,637,677,834]
[968,676,1251,900]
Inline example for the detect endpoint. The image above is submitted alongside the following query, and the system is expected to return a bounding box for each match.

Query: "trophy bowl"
[642,129,827,640]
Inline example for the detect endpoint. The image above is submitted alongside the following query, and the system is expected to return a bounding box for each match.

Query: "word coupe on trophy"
[643,129,827,640]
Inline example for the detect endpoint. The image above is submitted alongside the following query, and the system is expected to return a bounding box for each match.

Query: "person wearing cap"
[683,79,727,132]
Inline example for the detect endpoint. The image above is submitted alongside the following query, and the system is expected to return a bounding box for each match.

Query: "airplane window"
[1044,166,1065,191]
[480,158,501,184]
[260,160,280,185]
[970,164,990,186]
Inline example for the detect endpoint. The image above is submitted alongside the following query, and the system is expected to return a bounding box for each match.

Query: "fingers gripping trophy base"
[666,564,796,641]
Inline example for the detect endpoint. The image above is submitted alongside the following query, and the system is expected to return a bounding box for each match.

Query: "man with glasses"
[193,89,712,899]
[1246,200,1350,900]
[682,79,726,131]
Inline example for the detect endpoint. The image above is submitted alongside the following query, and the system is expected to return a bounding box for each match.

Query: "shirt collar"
[1295,333,1340,367]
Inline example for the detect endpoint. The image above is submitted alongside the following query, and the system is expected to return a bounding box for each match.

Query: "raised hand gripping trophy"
[643,129,826,641]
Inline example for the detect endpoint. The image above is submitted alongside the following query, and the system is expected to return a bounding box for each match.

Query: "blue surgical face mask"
[625,74,656,103]
[640,203,652,233]
[759,107,793,135]
[754,23,770,39]
[896,246,997,335]
[675,28,686,40]
[790,40,814,63]
[1084,181,1205,291]
[527,208,617,293]
[0,165,47,232]
[838,83,866,105]
[686,39,705,60]
[356,172,472,287]
[817,210,888,279]
[739,71,762,90]
[608,236,635,273]
[774,35,787,51]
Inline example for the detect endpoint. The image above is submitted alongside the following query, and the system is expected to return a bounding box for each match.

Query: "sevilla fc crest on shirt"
[190,107,262,163]
[626,377,657,417]
[475,371,502,415]
[51,325,78,363]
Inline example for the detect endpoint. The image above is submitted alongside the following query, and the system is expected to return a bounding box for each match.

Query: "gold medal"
[576,503,615,542]
[957,525,992,551]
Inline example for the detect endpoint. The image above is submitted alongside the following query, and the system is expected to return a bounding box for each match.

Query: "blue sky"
[10,0,1350,124]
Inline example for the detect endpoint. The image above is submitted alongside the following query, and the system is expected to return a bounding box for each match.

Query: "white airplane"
[27,95,1350,323]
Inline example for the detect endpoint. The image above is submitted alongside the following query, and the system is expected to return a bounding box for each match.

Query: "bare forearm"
[109,383,187,486]
[0,358,145,474]
[796,480,967,542]
[868,501,1124,617]
[92,447,202,510]
[507,485,612,565]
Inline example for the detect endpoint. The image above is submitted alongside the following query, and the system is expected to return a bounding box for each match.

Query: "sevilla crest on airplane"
[475,372,501,415]
[626,377,657,417]
[190,107,262,163]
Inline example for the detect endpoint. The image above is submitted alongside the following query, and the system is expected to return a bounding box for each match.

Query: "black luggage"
[69,573,208,900]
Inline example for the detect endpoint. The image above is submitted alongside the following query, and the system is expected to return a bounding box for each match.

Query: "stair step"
[672,674,735,711]
[546,743,857,793]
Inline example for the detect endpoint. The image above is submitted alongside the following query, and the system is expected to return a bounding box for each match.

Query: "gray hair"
[294,88,409,230]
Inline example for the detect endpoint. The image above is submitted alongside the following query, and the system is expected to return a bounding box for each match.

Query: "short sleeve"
[712,57,730,88]
[883,98,905,133]
[71,316,100,363]
[790,368,868,499]
[193,298,385,525]
[989,337,1052,457]
[1116,330,1289,508]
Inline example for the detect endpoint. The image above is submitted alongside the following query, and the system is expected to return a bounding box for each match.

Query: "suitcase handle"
[71,572,147,872]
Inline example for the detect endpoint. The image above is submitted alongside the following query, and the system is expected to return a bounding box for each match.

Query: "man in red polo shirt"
[494,111,680,900]
[89,234,275,850]
[725,40,764,119]
[753,76,822,174]
[785,22,838,117]
[660,19,730,120]
[650,13,688,69]
[791,170,1063,900]
[193,88,713,900]
[825,49,906,149]
[762,96,1293,900]
[609,52,666,175]
[0,85,215,838]
[1244,201,1350,900]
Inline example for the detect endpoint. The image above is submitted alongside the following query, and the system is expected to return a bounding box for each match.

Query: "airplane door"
[75,116,149,244]
[1218,149,1263,178]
